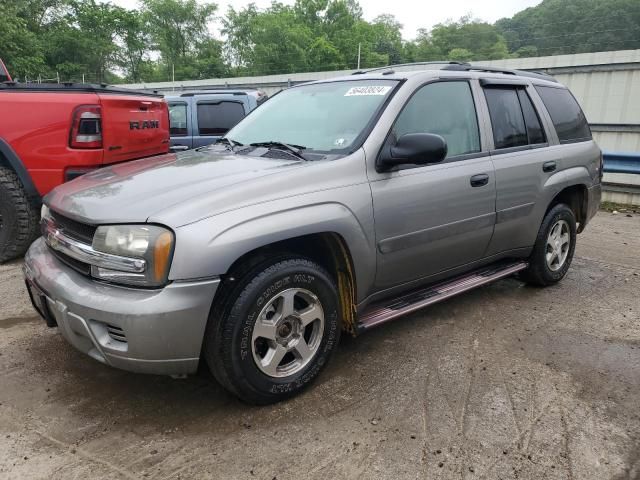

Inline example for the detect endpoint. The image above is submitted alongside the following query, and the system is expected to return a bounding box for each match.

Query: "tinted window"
[484,88,528,149]
[393,82,480,158]
[169,103,188,136]
[197,102,245,136]
[517,90,546,144]
[535,86,591,143]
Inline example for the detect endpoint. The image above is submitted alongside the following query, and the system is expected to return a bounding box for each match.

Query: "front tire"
[521,203,576,286]
[203,257,341,404]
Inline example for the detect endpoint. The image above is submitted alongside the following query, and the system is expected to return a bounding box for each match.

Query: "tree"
[430,16,510,61]
[0,2,46,79]
[68,0,126,82]
[2,0,640,84]
[141,0,218,80]
[117,10,150,83]
[496,0,640,56]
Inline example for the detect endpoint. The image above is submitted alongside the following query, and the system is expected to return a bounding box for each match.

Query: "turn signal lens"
[153,231,174,282]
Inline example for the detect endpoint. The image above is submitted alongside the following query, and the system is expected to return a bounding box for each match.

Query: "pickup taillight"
[70,105,102,149]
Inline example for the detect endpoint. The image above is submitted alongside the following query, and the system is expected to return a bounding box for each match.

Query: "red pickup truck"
[0,63,170,262]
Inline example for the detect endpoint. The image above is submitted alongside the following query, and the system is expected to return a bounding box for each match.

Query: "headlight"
[91,225,174,288]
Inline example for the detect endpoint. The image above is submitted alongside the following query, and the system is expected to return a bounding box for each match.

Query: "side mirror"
[378,133,447,169]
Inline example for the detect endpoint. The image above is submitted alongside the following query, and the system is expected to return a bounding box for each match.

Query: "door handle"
[470,173,489,187]
[543,161,557,172]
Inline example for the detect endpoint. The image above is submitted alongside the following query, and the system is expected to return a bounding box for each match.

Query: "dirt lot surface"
[1,211,639,480]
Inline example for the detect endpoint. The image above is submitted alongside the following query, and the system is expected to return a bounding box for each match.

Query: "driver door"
[369,80,496,291]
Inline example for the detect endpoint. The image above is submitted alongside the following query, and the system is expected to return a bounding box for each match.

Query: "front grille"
[50,210,97,244]
[106,324,127,343]
[50,248,91,276]
[46,211,96,276]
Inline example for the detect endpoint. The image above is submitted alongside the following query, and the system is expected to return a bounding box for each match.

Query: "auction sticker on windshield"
[344,86,392,96]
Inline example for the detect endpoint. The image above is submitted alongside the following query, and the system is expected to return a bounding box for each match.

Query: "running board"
[358,261,528,331]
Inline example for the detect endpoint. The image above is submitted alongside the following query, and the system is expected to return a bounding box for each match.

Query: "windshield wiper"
[249,141,308,161]
[215,137,243,149]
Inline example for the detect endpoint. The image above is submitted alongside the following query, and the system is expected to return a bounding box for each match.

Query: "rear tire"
[521,203,576,286]
[0,167,40,263]
[203,257,341,404]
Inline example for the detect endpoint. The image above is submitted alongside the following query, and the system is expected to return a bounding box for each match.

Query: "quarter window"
[484,88,528,149]
[517,90,546,144]
[535,86,591,143]
[393,82,481,158]
[169,103,188,136]
[197,101,246,136]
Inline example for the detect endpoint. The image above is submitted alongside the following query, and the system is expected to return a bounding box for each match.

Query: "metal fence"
[603,152,640,174]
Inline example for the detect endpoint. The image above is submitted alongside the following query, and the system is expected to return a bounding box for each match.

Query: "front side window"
[169,103,188,136]
[535,86,591,143]
[392,81,481,158]
[198,101,246,136]
[227,80,398,154]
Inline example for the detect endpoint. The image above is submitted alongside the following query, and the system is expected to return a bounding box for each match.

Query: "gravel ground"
[0,211,639,480]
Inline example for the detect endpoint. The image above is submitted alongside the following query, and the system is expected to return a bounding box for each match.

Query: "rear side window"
[484,88,528,149]
[535,86,591,143]
[393,81,480,158]
[197,101,245,136]
[169,103,188,136]
[517,90,546,144]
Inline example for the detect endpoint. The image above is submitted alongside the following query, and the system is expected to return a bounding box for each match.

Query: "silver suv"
[24,63,602,404]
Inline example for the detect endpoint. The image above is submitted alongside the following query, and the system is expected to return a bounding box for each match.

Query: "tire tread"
[0,167,39,263]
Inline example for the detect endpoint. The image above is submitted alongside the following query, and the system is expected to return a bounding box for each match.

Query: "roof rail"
[442,63,558,83]
[352,61,468,75]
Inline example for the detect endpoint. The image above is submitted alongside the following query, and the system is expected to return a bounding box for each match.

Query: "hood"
[46,148,303,225]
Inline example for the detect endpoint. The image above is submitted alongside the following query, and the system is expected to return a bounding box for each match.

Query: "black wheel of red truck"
[203,257,342,404]
[520,203,577,287]
[0,167,40,263]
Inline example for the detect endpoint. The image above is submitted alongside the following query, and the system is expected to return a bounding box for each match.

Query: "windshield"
[226,79,398,155]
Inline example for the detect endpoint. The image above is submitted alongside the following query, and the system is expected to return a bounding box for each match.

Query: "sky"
[110,0,543,40]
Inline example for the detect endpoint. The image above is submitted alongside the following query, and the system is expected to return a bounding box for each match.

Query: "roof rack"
[352,61,468,75]
[351,61,557,83]
[442,63,558,83]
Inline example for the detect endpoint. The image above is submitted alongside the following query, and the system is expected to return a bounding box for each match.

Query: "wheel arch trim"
[169,202,376,303]
[0,138,39,198]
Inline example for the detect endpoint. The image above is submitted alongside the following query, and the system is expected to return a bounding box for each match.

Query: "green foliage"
[0,2,47,79]
[495,0,640,56]
[0,0,639,82]
[141,0,220,80]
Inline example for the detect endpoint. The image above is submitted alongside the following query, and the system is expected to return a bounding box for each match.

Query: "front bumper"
[24,237,220,375]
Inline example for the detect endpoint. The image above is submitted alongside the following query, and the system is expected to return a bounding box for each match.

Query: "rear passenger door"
[192,97,248,148]
[481,81,561,256]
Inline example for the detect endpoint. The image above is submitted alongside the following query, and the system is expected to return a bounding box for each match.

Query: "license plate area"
[25,280,57,327]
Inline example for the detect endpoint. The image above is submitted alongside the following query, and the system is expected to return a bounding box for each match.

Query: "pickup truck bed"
[0,82,170,261]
